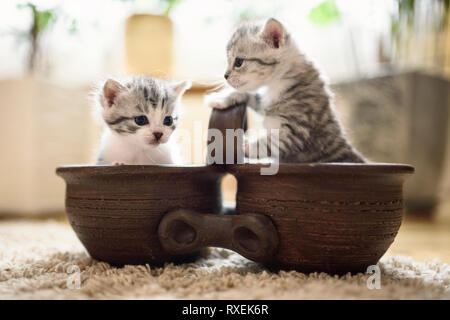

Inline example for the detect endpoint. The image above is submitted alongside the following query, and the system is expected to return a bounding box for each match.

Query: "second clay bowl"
[154,163,414,274]
[227,163,414,273]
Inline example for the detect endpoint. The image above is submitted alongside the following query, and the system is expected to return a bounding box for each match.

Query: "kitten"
[95,76,191,165]
[207,18,365,163]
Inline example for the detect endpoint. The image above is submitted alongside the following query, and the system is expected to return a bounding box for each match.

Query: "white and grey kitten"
[96,76,191,165]
[207,18,364,163]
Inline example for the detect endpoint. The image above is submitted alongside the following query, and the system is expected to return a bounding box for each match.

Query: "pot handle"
[158,209,278,263]
[207,103,247,165]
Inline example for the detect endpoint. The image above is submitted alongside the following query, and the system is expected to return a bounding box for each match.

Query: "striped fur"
[209,18,365,163]
[95,76,190,165]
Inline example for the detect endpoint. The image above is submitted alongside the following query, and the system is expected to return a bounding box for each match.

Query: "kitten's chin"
[146,141,160,147]
[147,140,169,147]
[229,81,258,92]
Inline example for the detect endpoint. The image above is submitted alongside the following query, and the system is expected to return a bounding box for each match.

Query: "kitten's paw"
[208,98,229,110]
[205,91,249,110]
[113,161,126,166]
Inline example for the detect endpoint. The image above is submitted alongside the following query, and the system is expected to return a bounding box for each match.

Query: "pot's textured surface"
[57,163,413,274]
[56,165,225,265]
[228,163,414,273]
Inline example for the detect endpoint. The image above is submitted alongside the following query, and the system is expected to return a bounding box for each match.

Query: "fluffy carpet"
[0,220,448,300]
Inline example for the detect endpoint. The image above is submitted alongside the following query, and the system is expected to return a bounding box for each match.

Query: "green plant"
[15,2,77,74]
[308,0,341,25]
[17,2,58,72]
[391,0,449,47]
[389,0,450,71]
[117,0,183,16]
[161,0,182,16]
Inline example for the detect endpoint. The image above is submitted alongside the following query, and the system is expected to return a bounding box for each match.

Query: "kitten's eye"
[134,115,149,126]
[234,58,244,68]
[163,116,173,126]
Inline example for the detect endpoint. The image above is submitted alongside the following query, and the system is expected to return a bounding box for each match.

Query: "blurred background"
[0,0,449,260]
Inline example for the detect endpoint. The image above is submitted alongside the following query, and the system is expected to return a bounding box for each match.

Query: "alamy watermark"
[366,265,381,290]
[66,264,81,289]
[175,121,280,175]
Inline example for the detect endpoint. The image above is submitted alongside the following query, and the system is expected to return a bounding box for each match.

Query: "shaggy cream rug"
[0,220,448,300]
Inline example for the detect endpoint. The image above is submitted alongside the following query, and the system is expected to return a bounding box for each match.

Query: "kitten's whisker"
[206,82,227,93]
[192,79,227,93]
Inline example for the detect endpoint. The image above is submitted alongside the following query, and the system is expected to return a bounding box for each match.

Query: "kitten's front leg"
[206,89,251,110]
[245,124,298,161]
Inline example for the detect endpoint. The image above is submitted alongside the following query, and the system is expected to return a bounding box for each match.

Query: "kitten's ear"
[102,79,126,107]
[261,18,285,49]
[172,80,192,98]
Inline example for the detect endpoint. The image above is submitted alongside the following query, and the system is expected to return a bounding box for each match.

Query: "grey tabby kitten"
[207,18,364,163]
[96,76,190,165]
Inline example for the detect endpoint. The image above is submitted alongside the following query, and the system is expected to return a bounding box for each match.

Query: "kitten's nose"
[224,73,230,80]
[153,132,163,141]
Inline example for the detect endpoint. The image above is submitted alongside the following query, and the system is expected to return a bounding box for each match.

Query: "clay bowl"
[159,163,414,274]
[57,163,413,274]
[57,164,280,266]
[226,163,414,274]
[56,165,226,265]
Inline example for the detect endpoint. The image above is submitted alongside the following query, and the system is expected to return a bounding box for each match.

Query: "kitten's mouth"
[229,80,248,90]
[147,141,160,147]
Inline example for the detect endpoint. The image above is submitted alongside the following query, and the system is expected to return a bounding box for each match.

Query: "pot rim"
[56,162,414,177]
[56,164,225,177]
[226,162,414,175]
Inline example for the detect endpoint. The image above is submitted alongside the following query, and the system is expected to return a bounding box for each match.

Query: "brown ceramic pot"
[57,163,413,273]
[56,164,279,266]
[57,164,413,273]
[56,165,225,265]
[227,163,414,273]
[155,163,414,273]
